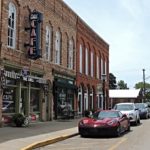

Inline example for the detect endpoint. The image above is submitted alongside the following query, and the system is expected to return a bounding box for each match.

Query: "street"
[39,119,150,150]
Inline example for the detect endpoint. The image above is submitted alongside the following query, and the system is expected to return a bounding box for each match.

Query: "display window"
[2,88,16,113]
[30,89,40,113]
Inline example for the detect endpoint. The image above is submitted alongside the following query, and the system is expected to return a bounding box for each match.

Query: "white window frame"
[91,51,93,77]
[101,59,103,79]
[68,39,74,69]
[8,2,16,49]
[45,26,51,61]
[85,48,88,75]
[97,56,99,79]
[55,31,61,64]
[79,44,82,73]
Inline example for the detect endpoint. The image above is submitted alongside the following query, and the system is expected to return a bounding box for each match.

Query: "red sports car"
[78,110,130,137]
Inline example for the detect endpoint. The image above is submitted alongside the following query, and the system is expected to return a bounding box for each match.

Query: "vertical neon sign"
[28,10,43,59]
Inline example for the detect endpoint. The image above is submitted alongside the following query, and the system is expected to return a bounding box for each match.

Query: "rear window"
[114,104,134,111]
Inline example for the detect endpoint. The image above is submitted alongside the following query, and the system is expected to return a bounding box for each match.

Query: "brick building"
[76,18,109,114]
[0,0,77,125]
[0,0,109,126]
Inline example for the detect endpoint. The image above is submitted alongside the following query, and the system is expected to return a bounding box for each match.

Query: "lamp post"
[101,74,106,110]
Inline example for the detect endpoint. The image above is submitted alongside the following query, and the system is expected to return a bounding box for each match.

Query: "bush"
[12,113,25,127]
[84,110,90,117]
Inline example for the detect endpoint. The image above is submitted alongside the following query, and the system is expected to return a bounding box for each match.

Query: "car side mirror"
[135,108,139,111]
[122,114,127,118]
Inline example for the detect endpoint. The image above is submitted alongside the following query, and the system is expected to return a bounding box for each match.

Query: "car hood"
[119,110,134,115]
[80,117,118,125]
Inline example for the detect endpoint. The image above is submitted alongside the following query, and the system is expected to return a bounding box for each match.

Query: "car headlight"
[107,120,118,126]
[79,121,84,126]
[129,113,134,116]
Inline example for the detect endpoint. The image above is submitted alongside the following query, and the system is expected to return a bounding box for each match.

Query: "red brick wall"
[0,0,76,77]
[76,17,109,110]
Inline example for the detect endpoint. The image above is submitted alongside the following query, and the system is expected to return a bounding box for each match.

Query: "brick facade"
[76,18,109,113]
[0,0,109,126]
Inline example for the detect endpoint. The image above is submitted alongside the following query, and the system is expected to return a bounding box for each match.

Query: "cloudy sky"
[63,0,150,88]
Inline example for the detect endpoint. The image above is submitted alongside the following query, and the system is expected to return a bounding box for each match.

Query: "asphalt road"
[0,118,80,143]
[41,119,150,150]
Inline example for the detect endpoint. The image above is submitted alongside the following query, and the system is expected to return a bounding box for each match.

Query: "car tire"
[134,118,138,126]
[127,123,130,132]
[145,113,148,119]
[116,125,121,137]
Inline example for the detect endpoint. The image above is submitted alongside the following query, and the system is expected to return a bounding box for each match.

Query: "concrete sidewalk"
[0,127,78,150]
[0,119,80,150]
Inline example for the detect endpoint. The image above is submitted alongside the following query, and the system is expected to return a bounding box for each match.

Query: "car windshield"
[92,111,119,120]
[135,103,145,109]
[115,104,134,111]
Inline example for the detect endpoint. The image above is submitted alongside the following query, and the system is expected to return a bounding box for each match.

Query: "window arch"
[45,26,52,61]
[8,2,16,49]
[68,38,74,69]
[55,30,61,64]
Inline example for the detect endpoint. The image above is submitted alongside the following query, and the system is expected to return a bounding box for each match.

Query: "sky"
[63,0,150,89]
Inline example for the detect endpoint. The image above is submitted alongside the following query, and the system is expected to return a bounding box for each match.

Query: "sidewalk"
[0,119,80,150]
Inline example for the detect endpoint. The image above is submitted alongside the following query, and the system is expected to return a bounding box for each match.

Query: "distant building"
[109,89,143,108]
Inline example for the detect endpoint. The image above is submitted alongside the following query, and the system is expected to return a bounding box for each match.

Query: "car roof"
[116,103,134,105]
[97,109,119,113]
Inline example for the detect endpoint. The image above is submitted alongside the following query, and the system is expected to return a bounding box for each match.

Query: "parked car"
[135,103,150,119]
[78,110,130,137]
[113,103,140,125]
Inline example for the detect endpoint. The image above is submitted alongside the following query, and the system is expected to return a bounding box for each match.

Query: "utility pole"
[142,69,146,103]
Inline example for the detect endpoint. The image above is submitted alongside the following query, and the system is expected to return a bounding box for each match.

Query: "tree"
[109,73,117,89]
[134,82,150,89]
[134,82,150,101]
[117,80,129,89]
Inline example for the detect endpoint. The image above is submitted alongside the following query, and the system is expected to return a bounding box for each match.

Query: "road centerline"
[107,138,127,150]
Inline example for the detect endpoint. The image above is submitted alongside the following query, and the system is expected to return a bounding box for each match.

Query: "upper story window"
[85,48,89,75]
[55,30,61,64]
[91,51,94,77]
[79,44,83,73]
[101,58,107,80]
[97,56,99,79]
[68,39,74,69]
[45,26,52,61]
[8,2,16,49]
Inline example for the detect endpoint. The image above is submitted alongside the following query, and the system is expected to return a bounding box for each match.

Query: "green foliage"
[109,73,117,89]
[12,113,25,127]
[134,82,150,89]
[117,80,129,89]
[134,82,150,101]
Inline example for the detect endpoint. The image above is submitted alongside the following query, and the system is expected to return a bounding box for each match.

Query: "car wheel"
[134,118,138,126]
[116,125,121,137]
[145,113,148,119]
[127,123,130,132]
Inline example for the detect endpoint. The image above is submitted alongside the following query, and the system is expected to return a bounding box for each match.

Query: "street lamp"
[101,74,106,110]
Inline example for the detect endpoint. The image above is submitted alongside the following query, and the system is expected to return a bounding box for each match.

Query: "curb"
[21,133,79,150]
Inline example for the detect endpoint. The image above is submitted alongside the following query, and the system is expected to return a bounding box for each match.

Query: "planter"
[12,113,25,127]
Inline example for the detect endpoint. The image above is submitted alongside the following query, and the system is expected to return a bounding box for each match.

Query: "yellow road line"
[107,138,127,150]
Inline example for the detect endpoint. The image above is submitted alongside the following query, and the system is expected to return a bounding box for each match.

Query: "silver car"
[113,103,140,125]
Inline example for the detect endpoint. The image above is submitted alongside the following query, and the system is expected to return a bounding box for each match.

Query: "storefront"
[2,67,48,123]
[53,74,76,119]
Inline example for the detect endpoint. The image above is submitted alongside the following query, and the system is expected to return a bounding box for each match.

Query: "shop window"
[2,89,16,113]
[30,90,40,112]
